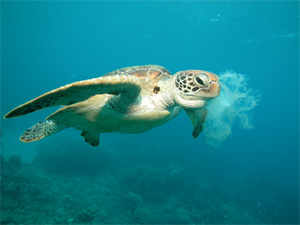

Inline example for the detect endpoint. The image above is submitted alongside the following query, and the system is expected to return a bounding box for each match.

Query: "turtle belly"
[49,94,178,134]
[94,106,173,134]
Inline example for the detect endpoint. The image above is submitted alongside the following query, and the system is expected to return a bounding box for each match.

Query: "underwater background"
[1,1,299,224]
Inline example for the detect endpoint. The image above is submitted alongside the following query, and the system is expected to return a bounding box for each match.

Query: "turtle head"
[172,70,221,108]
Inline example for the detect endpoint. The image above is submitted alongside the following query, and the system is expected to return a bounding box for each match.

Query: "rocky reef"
[0,143,298,224]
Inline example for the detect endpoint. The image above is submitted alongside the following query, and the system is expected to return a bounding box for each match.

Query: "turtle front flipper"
[184,108,207,138]
[4,75,142,118]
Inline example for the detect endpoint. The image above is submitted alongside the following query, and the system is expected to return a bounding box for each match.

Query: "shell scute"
[105,65,171,82]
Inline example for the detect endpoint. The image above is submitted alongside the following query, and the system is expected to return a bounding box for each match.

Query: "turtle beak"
[209,73,221,97]
[207,78,221,98]
[213,81,221,97]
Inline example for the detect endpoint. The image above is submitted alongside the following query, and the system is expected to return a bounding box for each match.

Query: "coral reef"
[0,144,298,224]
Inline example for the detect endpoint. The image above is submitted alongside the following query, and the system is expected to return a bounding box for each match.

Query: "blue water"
[1,1,299,224]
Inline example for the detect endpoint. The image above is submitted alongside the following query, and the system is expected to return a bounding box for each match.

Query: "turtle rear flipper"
[81,131,100,147]
[20,120,67,143]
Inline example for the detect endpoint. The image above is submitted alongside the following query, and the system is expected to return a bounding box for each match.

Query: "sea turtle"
[4,65,220,146]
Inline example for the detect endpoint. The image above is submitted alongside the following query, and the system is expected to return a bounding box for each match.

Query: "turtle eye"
[195,76,204,85]
[194,73,210,86]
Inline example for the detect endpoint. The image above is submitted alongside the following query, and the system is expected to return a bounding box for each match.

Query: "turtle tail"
[20,120,67,143]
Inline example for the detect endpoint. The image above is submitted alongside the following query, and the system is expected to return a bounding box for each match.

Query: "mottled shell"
[104,65,172,94]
